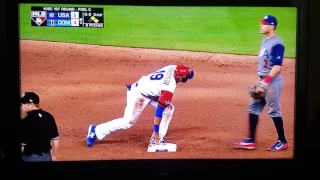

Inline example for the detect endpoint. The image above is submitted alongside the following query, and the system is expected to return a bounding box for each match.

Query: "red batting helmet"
[174,64,194,82]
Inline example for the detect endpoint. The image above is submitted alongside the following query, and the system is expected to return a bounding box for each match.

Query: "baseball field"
[20,4,297,160]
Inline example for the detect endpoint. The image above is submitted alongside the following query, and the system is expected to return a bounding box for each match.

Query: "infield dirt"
[20,40,295,160]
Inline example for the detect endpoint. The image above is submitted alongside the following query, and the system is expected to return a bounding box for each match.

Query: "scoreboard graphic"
[31,6,104,28]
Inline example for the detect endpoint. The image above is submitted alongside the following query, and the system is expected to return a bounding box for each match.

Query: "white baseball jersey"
[137,65,177,97]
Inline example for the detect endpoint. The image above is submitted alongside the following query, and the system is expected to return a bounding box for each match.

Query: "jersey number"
[264,59,268,68]
[150,70,165,80]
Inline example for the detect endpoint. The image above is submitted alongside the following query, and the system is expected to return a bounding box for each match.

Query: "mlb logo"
[31,11,47,26]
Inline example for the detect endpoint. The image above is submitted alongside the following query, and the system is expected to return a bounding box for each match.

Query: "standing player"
[86,64,194,147]
[233,15,288,151]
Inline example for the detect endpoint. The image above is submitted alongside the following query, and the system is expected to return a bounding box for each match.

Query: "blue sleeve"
[271,44,285,66]
[155,105,165,118]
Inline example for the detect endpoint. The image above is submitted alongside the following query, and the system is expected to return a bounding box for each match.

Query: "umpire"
[20,92,60,162]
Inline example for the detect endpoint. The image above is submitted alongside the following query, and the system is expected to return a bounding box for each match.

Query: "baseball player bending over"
[86,64,194,147]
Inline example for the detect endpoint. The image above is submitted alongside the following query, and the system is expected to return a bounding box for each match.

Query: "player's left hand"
[255,81,268,93]
[249,81,268,99]
[150,132,160,145]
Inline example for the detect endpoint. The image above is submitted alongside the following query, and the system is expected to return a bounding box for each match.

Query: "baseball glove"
[248,82,268,99]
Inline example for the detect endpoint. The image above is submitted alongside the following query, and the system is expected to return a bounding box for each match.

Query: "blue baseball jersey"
[257,35,285,77]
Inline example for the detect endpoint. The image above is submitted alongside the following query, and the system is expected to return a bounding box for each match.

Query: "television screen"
[19,3,298,162]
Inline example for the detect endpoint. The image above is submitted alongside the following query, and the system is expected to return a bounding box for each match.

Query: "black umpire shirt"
[21,109,59,156]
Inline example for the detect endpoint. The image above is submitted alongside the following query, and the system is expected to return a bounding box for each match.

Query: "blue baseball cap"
[260,15,278,27]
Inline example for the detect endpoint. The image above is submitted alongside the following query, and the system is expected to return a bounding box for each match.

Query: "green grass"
[19,4,297,58]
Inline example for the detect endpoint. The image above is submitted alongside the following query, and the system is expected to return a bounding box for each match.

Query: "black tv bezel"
[5,0,311,177]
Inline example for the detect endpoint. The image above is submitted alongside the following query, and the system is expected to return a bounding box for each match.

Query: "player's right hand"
[150,132,160,145]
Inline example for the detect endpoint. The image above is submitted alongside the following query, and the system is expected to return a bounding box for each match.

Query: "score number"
[71,12,79,26]
[71,12,79,18]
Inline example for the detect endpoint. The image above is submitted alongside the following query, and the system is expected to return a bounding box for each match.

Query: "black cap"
[21,92,40,104]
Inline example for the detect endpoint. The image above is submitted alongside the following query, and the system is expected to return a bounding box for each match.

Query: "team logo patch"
[259,48,266,57]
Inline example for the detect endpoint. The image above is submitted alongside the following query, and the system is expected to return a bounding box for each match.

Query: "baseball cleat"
[86,125,97,147]
[267,140,288,151]
[233,138,256,150]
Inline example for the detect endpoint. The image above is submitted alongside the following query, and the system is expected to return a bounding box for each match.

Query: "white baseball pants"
[94,83,174,142]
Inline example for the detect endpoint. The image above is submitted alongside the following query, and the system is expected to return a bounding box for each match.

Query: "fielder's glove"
[248,82,268,99]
